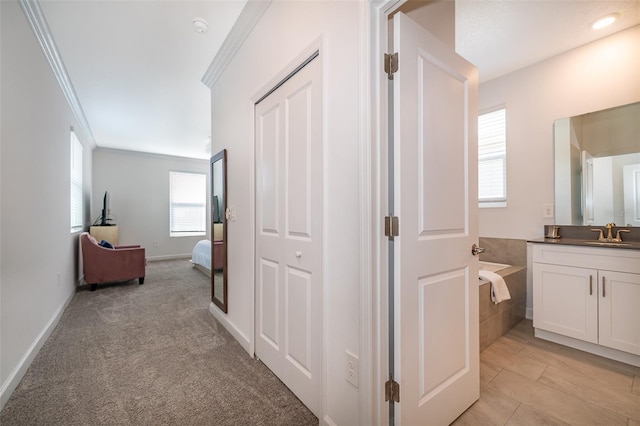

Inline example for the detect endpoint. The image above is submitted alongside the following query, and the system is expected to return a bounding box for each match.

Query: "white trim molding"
[0,288,75,411]
[18,0,96,148]
[368,0,404,423]
[201,0,272,89]
[209,303,251,355]
[358,1,373,425]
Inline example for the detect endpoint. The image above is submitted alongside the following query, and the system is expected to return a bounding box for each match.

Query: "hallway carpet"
[0,259,317,425]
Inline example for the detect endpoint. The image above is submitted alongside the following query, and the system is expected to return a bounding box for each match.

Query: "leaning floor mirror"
[211,149,228,313]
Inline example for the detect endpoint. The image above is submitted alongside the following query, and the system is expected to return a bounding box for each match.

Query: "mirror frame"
[211,149,228,313]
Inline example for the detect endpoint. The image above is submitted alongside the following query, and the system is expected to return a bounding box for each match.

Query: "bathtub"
[478,260,526,351]
[479,261,510,273]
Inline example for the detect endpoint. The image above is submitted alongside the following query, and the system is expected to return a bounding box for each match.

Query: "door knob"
[471,244,485,256]
[295,251,302,258]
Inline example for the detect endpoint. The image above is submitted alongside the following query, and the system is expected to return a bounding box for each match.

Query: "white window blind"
[169,171,206,237]
[70,130,83,232]
[478,108,507,205]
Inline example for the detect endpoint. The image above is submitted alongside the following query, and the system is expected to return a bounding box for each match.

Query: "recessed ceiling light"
[591,13,619,30]
[192,18,208,34]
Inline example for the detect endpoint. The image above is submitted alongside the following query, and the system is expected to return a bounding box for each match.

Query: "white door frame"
[368,1,395,424]
[369,1,396,424]
[369,0,454,424]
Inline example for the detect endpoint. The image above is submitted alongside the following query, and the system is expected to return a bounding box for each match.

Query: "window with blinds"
[478,108,507,206]
[169,171,206,237]
[70,130,83,232]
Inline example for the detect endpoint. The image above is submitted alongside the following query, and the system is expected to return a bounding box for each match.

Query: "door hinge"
[385,379,400,402]
[384,52,398,80]
[385,216,399,238]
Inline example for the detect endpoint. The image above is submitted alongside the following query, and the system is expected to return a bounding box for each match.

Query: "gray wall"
[478,25,640,240]
[209,2,364,424]
[0,0,93,408]
[92,148,209,260]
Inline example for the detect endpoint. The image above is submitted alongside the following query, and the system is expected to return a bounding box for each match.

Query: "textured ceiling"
[41,0,246,159]
[456,0,640,82]
[39,1,640,159]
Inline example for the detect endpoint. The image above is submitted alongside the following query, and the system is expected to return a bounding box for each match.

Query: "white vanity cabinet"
[598,270,640,355]
[532,243,640,364]
[533,263,598,344]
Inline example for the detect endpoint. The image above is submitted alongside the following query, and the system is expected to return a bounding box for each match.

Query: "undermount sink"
[583,241,632,247]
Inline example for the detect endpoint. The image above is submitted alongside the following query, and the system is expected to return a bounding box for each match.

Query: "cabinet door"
[533,263,598,343]
[598,270,640,355]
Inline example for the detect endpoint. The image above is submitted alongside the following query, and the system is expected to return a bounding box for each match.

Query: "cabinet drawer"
[532,244,640,274]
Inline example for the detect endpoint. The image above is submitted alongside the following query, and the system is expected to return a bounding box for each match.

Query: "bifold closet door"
[254,55,322,416]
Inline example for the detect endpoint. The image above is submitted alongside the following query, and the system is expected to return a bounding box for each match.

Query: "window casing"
[478,108,507,207]
[70,130,83,232]
[169,171,206,237]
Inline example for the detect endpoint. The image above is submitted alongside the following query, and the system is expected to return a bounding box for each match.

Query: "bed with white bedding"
[191,239,212,277]
[191,224,224,277]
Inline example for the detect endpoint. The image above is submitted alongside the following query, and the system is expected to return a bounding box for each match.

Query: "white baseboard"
[323,415,339,426]
[0,288,75,411]
[208,302,251,355]
[146,254,191,262]
[535,328,640,367]
[525,307,533,320]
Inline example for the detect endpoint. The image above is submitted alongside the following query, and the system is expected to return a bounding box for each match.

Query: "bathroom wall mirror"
[211,149,227,313]
[554,101,640,226]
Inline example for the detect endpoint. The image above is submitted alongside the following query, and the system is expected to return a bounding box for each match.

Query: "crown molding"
[201,0,272,89]
[19,0,96,148]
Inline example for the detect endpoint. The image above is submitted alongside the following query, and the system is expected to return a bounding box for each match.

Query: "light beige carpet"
[0,259,317,425]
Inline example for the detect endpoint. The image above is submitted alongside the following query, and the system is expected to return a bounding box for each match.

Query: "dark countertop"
[528,237,640,251]
[528,225,640,250]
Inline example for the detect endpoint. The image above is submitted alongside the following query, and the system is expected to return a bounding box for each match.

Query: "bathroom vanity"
[538,101,640,366]
[530,240,640,366]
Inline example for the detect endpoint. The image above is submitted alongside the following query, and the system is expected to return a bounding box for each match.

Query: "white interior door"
[393,12,479,425]
[254,56,322,416]
[623,163,640,226]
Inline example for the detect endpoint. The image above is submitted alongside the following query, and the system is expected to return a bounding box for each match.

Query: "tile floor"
[453,319,640,426]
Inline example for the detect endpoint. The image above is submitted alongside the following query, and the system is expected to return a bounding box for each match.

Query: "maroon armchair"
[80,232,146,291]
[212,223,225,271]
[213,240,224,270]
